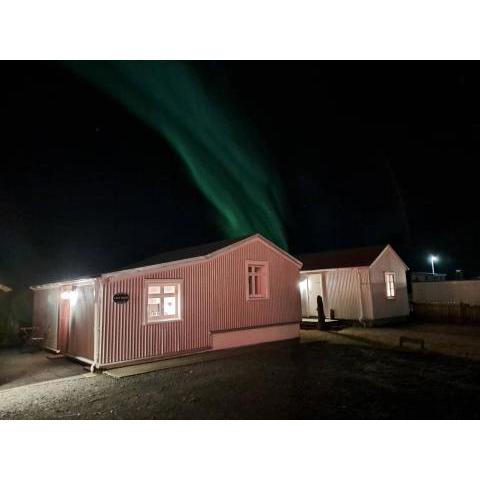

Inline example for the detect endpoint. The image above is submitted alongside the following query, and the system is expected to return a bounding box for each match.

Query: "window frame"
[384,272,396,299]
[245,260,270,301]
[144,279,184,324]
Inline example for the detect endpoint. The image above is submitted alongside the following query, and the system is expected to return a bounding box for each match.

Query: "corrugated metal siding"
[324,268,362,320]
[369,247,409,319]
[100,239,301,366]
[309,273,323,317]
[32,288,59,350]
[412,280,480,305]
[67,284,95,361]
[301,268,371,320]
[359,267,374,320]
[210,241,300,332]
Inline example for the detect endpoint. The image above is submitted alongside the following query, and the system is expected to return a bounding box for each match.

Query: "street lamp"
[429,255,439,275]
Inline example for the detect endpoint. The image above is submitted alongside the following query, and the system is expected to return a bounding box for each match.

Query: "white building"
[298,244,409,325]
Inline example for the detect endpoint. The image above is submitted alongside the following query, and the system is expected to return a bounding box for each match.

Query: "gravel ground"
[0,348,85,391]
[302,323,480,361]
[1,336,480,419]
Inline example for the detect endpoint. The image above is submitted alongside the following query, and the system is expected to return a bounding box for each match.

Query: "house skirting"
[98,346,211,370]
[210,322,300,351]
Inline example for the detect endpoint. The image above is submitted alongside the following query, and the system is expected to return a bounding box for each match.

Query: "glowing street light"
[429,255,439,274]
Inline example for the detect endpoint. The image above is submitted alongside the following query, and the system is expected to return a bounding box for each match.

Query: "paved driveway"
[0,348,86,391]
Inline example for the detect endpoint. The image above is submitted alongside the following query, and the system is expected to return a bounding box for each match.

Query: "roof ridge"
[298,244,388,270]
[298,244,387,258]
[125,234,254,269]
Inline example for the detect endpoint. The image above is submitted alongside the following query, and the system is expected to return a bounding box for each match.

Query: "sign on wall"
[113,293,129,304]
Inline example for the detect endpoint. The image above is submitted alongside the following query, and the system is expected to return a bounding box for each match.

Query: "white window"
[385,272,396,299]
[145,280,182,323]
[246,261,269,300]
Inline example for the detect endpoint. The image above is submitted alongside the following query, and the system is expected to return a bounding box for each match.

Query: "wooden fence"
[412,302,480,325]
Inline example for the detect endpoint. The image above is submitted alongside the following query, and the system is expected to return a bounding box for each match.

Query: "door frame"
[302,271,329,318]
[57,291,72,353]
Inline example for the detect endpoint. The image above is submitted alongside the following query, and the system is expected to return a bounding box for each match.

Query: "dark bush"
[0,289,33,347]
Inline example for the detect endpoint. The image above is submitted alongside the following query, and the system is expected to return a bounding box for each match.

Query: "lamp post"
[430,255,439,275]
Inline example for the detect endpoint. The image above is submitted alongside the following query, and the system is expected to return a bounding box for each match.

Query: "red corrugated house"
[31,234,302,370]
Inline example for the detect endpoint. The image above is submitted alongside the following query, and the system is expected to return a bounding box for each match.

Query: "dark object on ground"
[46,354,65,360]
[317,295,326,330]
[300,320,319,330]
[399,336,425,350]
[300,319,350,331]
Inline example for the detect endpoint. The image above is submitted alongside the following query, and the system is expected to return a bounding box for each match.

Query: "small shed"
[31,234,302,369]
[298,244,409,325]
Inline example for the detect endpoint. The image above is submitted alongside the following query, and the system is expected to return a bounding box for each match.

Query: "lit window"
[385,272,396,299]
[246,261,269,300]
[145,281,182,322]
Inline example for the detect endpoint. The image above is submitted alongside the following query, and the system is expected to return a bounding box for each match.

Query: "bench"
[19,327,45,351]
[399,336,425,350]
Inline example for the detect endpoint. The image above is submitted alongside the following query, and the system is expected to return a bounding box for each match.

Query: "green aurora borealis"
[68,61,288,248]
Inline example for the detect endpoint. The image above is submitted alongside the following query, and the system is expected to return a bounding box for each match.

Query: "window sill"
[145,318,183,325]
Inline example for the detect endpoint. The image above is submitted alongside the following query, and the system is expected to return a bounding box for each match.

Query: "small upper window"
[385,272,396,299]
[246,261,269,300]
[145,280,182,322]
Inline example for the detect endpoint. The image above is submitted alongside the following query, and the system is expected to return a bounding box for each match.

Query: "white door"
[307,274,324,317]
[299,274,309,317]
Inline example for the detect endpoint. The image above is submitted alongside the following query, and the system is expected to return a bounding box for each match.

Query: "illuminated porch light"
[299,279,307,291]
[60,290,78,306]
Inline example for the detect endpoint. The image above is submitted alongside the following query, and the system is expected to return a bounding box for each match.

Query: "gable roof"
[298,245,388,271]
[31,234,301,289]
[125,235,252,269]
[108,233,302,277]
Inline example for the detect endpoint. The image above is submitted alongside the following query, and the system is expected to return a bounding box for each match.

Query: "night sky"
[0,61,478,287]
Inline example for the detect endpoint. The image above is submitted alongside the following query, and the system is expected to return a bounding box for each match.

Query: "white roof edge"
[103,234,301,278]
[256,234,303,268]
[301,245,409,272]
[101,255,209,278]
[30,277,98,291]
[301,266,370,273]
[370,244,409,271]
[207,234,302,268]
[33,234,302,284]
